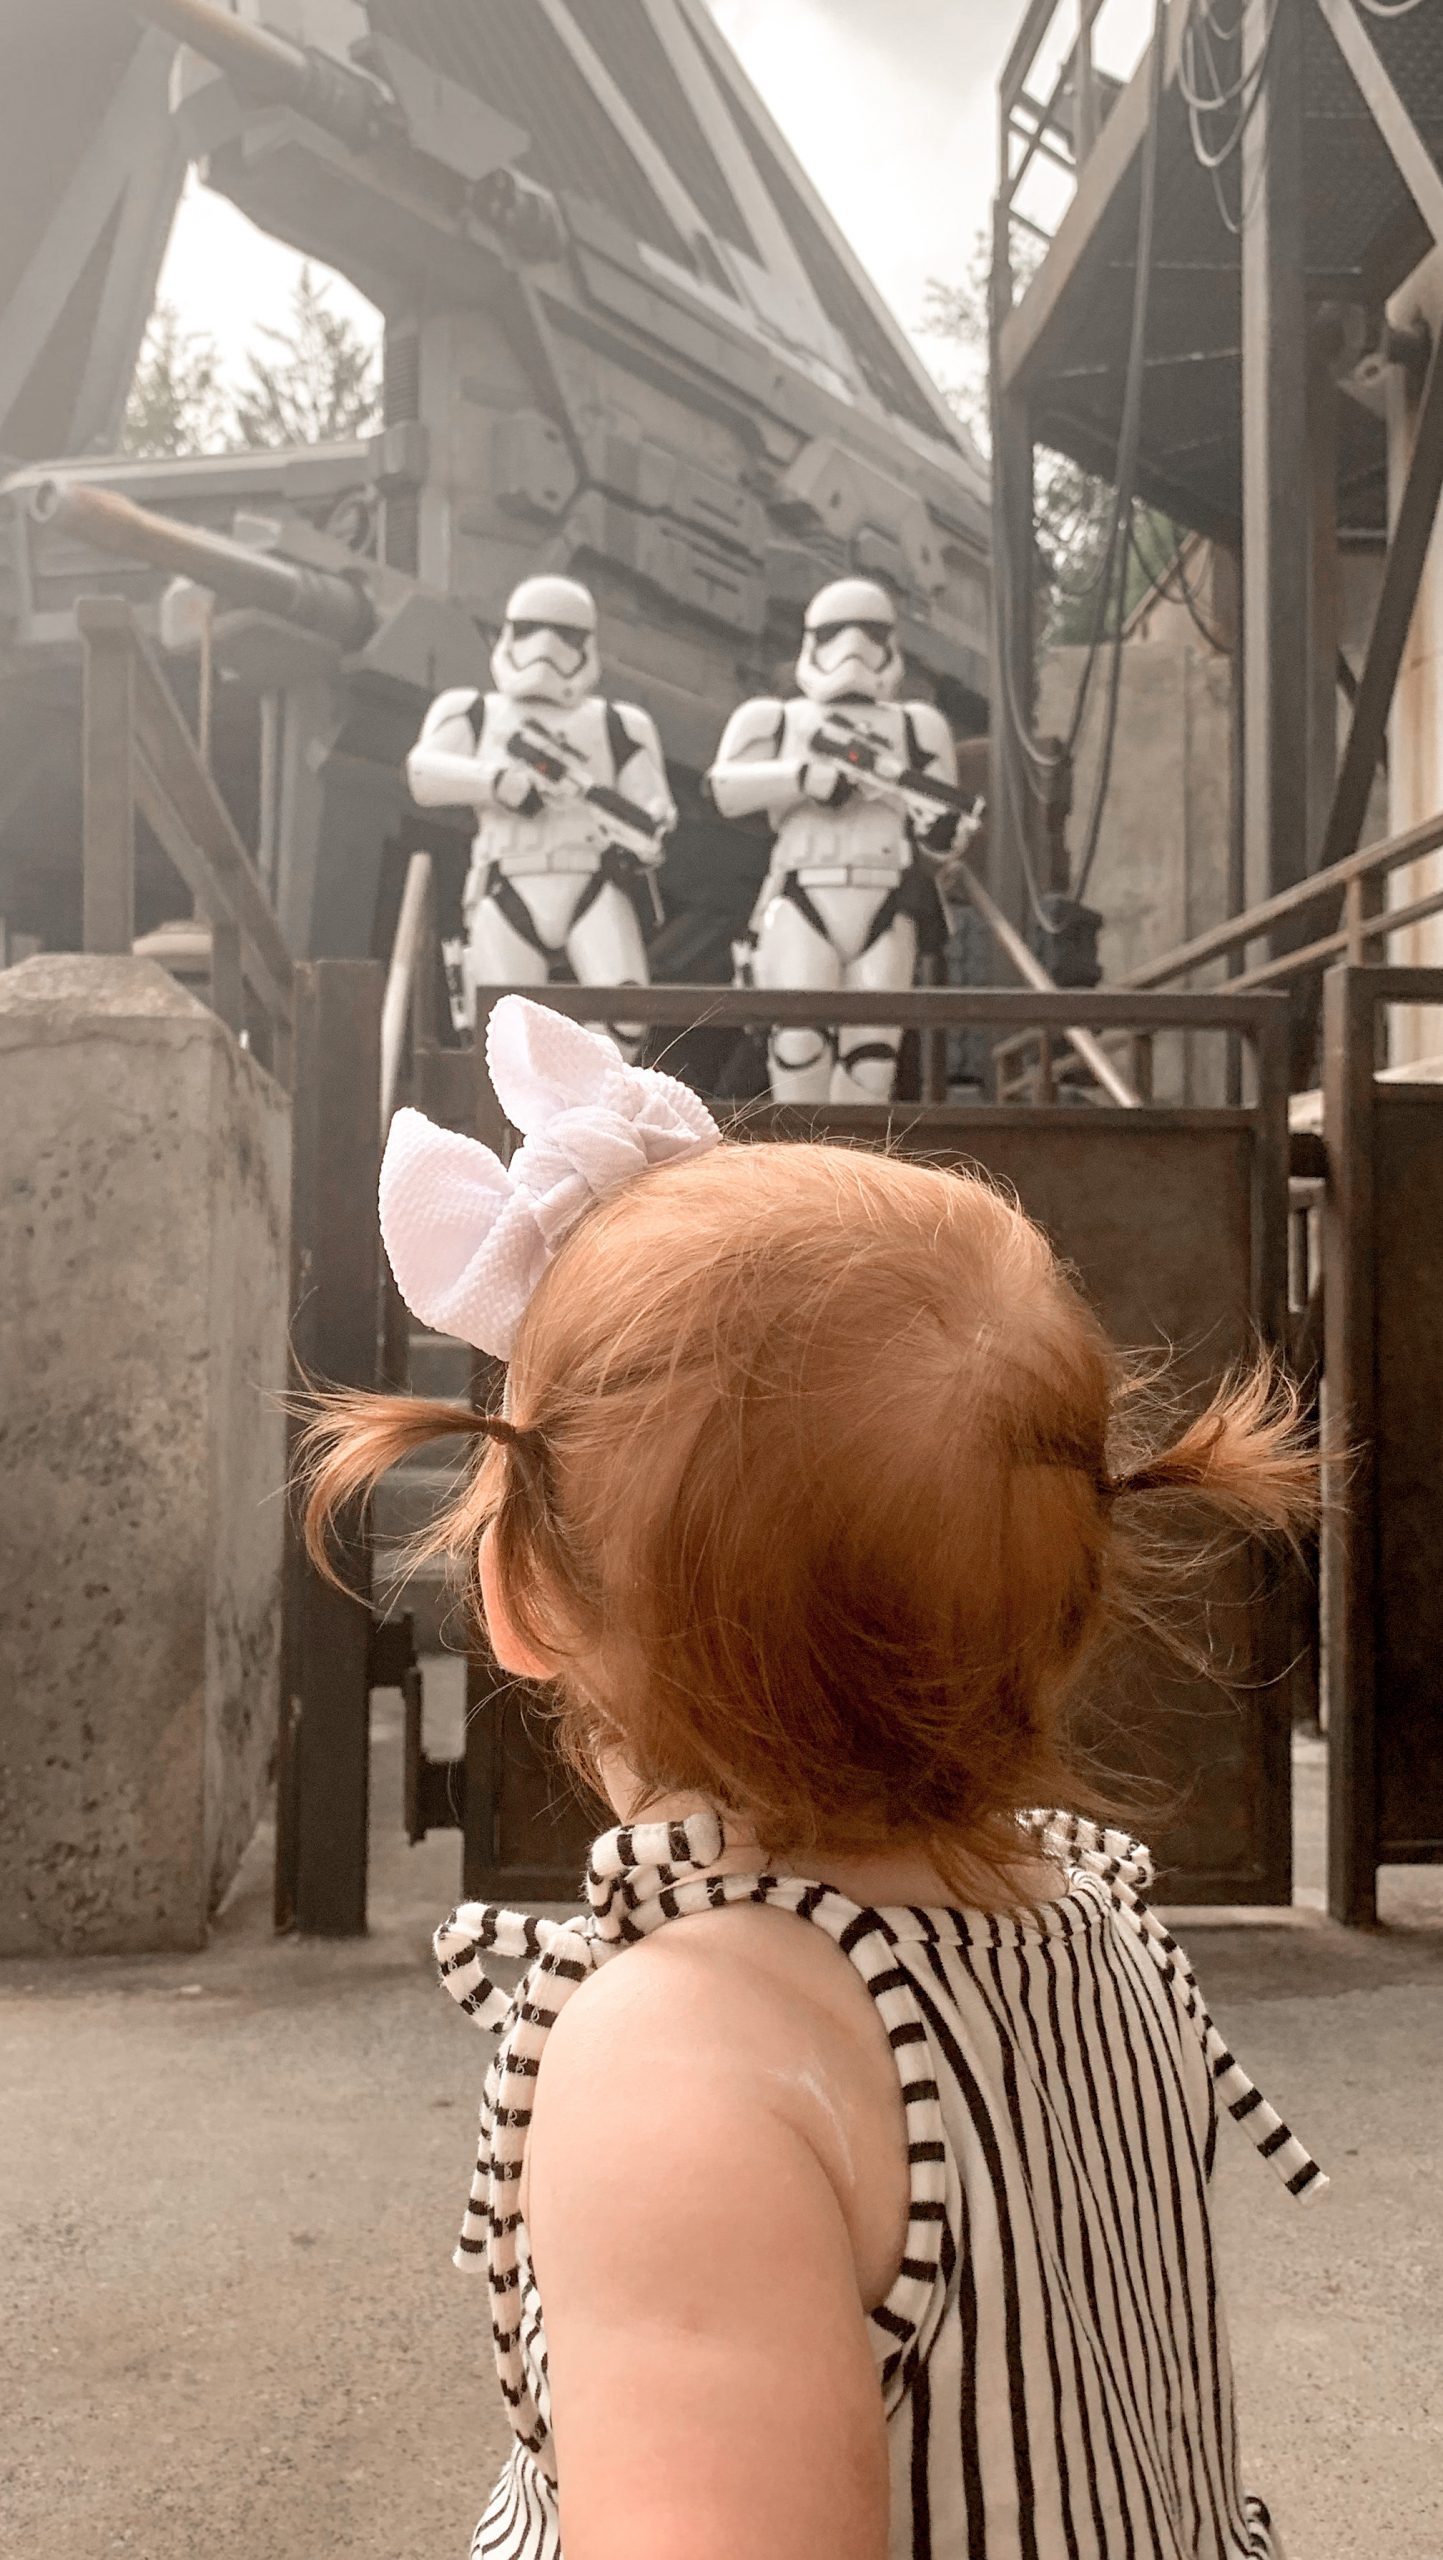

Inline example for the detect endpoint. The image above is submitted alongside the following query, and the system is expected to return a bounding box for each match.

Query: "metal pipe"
[952,857,1143,1109]
[381,852,435,1126]
[31,479,376,653]
[129,0,386,152]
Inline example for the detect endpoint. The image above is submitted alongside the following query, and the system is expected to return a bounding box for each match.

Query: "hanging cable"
[1070,0,1170,907]
[1354,0,1425,18]
[1181,0,1281,236]
[1128,518,1230,654]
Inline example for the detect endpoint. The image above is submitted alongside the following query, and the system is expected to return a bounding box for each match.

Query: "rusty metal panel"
[467,1097,1290,1906]
[463,1661,603,1906]
[1372,1086,1443,1864]
[789,1109,1289,1907]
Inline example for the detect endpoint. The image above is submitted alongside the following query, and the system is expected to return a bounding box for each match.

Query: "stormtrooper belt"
[787,864,905,892]
[490,851,601,878]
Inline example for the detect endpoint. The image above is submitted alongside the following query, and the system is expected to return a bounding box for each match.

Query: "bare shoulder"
[528,1903,908,2311]
[539,1899,876,2075]
[524,1907,895,2560]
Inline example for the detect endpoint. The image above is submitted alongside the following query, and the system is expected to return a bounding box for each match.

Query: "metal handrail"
[77,593,294,1077]
[1123,806,1443,992]
[999,0,1108,257]
[379,850,436,1125]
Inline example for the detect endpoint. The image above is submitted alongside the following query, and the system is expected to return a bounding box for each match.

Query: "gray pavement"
[2,1706,1440,2560]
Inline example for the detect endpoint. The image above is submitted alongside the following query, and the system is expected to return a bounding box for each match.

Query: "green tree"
[229,264,381,448]
[122,303,227,457]
[921,255,1178,648]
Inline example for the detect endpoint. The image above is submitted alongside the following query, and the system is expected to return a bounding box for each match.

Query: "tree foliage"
[122,267,381,460]
[229,264,381,449]
[121,303,228,458]
[921,252,1178,649]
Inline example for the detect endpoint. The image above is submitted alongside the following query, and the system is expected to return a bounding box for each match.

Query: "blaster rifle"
[812,713,983,853]
[508,723,665,871]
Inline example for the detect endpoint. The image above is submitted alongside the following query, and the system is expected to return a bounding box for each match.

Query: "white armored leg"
[466,883,553,1018]
[833,909,918,1104]
[752,892,839,1103]
[567,878,651,1062]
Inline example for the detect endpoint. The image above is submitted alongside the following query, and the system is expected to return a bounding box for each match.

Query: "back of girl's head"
[304,1141,1314,1887]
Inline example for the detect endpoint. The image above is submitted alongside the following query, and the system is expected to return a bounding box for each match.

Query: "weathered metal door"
[1324,965,1443,1923]
[448,986,1296,1906]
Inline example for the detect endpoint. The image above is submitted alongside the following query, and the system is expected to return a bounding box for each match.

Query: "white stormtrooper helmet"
[491,574,601,708]
[796,577,902,705]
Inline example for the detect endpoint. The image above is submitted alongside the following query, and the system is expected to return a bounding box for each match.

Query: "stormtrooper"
[706,578,978,1104]
[407,574,675,1057]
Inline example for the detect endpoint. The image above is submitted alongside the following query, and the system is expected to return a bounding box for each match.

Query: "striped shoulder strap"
[1045,1813,1329,2205]
[432,1812,956,2457]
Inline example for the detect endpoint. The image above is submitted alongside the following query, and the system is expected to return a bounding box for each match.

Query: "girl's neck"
[603,1781,1066,1916]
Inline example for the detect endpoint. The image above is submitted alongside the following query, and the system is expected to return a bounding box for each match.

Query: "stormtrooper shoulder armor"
[902,700,959,782]
[705,699,797,821]
[416,687,484,746]
[606,701,676,836]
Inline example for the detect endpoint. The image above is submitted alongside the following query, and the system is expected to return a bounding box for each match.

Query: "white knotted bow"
[379,996,720,1357]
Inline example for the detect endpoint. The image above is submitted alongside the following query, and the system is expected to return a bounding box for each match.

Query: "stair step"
[408,1329,473,1400]
[373,1460,473,1544]
[375,1546,469,1655]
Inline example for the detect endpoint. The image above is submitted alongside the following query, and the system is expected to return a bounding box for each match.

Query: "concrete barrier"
[0,955,290,1953]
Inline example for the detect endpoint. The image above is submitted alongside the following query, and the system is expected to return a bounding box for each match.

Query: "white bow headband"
[379,996,720,1359]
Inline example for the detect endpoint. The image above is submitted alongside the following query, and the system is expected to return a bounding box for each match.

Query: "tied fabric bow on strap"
[379,995,720,1358]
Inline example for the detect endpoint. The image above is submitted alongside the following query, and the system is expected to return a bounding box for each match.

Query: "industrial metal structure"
[0,0,990,982]
[989,0,1443,999]
[988,0,1443,1920]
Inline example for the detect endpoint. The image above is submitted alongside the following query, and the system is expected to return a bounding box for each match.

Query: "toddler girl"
[305,996,1323,2560]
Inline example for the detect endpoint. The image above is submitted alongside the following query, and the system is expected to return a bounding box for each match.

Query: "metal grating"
[368,0,696,270]
[560,0,761,261]
[1004,0,1443,540]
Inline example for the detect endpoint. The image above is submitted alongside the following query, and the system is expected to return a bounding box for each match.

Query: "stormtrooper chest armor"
[776,698,919,878]
[474,694,617,873]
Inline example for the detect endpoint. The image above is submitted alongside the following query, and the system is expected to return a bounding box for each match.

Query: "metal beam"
[953,858,1142,1108]
[1319,321,1443,874]
[1308,358,1342,870]
[1240,0,1311,913]
[996,1,1190,398]
[0,31,182,454]
[1313,0,1443,248]
[988,197,1042,934]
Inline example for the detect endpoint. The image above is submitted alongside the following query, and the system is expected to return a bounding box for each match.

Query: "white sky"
[156,0,1155,387]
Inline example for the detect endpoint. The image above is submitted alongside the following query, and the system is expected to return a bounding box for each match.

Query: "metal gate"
[402,982,1298,1910]
[1323,965,1443,1924]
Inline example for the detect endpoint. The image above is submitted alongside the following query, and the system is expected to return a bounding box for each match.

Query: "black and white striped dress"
[435,1813,1325,2559]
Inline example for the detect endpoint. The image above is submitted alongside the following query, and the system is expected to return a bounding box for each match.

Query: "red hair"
[301,1143,1314,1891]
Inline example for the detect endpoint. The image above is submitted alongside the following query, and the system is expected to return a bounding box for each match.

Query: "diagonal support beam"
[1319,320,1443,873]
[1313,0,1443,247]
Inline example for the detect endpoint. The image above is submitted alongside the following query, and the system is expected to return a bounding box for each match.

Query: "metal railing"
[998,0,1114,269]
[78,593,294,1079]
[379,850,439,1127]
[993,805,1443,1097]
[458,980,1286,1122]
[1122,806,1443,996]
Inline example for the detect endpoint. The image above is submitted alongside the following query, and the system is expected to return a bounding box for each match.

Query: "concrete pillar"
[0,957,291,1954]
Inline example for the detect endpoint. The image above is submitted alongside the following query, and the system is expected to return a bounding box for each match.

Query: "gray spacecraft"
[0,0,990,978]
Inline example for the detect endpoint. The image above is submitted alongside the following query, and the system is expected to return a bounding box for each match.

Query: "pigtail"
[1107,1357,1317,1540]
[295,1389,525,1590]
